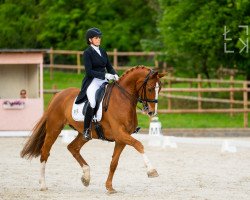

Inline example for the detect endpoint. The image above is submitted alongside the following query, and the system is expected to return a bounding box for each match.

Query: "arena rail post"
[113,48,118,71]
[163,62,167,73]
[197,74,202,110]
[77,52,81,74]
[230,75,235,116]
[50,47,54,80]
[167,72,172,111]
[243,82,248,128]
[154,59,159,70]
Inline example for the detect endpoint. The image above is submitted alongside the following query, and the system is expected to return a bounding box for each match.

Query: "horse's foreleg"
[116,132,159,178]
[106,142,126,194]
[67,133,90,187]
[142,153,159,178]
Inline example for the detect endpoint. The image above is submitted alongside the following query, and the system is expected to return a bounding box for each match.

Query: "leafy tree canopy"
[150,0,250,78]
[0,0,157,51]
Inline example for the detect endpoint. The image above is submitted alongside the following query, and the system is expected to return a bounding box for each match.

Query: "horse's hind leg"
[67,133,90,187]
[39,121,64,191]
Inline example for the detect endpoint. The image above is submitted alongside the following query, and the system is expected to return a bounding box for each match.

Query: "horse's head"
[136,69,166,117]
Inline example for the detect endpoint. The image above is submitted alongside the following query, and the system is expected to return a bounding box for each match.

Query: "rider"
[75,27,119,140]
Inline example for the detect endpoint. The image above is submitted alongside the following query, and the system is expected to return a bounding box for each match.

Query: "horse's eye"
[148,88,153,92]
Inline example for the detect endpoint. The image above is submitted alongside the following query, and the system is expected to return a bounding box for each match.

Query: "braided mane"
[118,65,151,82]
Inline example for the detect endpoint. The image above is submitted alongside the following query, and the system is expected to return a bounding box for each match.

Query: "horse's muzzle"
[148,111,156,117]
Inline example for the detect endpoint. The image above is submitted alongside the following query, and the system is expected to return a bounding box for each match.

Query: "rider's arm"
[104,51,117,75]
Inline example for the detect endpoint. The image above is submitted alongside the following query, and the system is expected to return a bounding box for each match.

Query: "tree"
[0,0,41,48]
[153,0,250,79]
[38,0,158,51]
[0,0,158,51]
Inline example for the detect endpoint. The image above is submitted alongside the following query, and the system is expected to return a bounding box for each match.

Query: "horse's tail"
[20,112,48,159]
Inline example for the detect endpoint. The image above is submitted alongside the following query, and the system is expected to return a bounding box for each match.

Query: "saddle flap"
[72,83,108,122]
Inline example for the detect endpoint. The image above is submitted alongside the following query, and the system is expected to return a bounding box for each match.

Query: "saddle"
[72,82,108,122]
[72,82,110,141]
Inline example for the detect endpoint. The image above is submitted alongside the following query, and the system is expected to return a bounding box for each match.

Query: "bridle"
[137,70,159,112]
[104,70,160,114]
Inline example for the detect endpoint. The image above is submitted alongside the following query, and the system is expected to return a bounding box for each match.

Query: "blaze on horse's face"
[142,71,166,116]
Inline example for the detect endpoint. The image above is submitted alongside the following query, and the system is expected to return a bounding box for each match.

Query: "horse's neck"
[118,69,148,96]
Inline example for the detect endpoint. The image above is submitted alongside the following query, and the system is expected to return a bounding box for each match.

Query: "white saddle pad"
[72,97,103,122]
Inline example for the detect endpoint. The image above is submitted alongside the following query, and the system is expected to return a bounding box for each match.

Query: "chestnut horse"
[20,66,165,194]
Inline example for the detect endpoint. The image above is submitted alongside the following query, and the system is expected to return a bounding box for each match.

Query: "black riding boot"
[83,105,94,140]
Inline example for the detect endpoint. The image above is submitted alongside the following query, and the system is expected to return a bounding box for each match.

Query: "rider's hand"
[105,73,116,81]
[114,74,119,81]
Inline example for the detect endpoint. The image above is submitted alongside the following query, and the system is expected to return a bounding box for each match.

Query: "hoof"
[107,188,117,194]
[81,175,90,187]
[40,187,48,191]
[39,179,48,191]
[147,169,159,178]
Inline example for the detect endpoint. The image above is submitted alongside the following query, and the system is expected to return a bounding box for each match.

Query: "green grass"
[138,113,248,128]
[43,69,248,128]
[44,70,83,89]
[43,69,83,110]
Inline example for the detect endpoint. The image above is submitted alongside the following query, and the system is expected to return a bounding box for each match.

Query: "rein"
[103,70,158,112]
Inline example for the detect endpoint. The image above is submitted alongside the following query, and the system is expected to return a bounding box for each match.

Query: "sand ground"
[0,136,250,200]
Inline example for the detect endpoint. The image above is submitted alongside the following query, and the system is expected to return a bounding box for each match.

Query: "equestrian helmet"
[86,28,102,44]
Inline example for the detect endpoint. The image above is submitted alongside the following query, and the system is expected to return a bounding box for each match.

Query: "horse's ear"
[151,71,158,78]
[158,72,167,78]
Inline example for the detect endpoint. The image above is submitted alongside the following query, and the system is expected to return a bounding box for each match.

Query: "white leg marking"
[143,153,159,178]
[142,153,154,172]
[39,161,47,191]
[82,165,90,179]
[81,164,90,186]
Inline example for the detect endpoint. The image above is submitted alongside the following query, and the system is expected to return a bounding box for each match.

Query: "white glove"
[105,73,115,81]
[114,74,119,81]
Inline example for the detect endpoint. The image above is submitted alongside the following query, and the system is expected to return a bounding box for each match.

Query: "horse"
[20,66,166,194]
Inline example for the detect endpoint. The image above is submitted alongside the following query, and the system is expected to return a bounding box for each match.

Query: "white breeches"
[87,78,107,108]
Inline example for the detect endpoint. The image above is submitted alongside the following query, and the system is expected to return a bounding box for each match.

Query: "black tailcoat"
[75,46,117,104]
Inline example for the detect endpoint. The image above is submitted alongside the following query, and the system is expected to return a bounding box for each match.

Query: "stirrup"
[83,128,92,141]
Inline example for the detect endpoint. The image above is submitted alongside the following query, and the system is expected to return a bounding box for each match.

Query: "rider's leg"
[83,81,97,140]
[83,103,94,140]
[83,78,106,140]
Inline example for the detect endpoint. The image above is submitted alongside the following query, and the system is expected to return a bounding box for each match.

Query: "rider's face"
[89,36,101,46]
